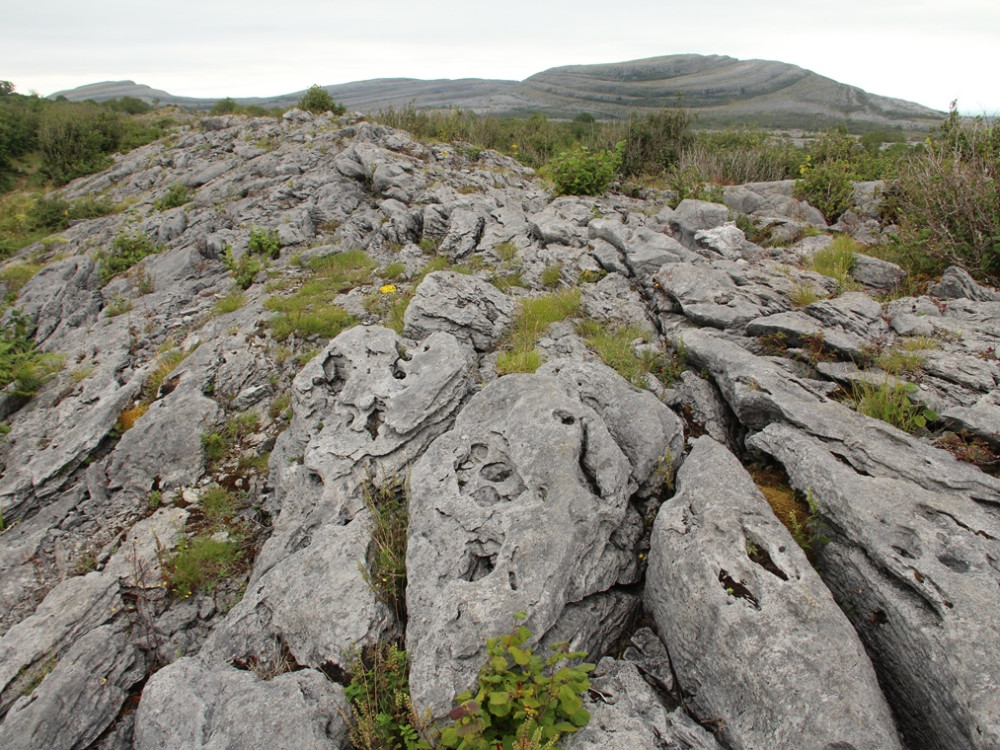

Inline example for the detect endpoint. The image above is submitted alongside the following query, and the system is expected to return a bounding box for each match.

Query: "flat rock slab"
[134,657,349,750]
[407,365,679,719]
[748,423,1000,750]
[645,436,900,750]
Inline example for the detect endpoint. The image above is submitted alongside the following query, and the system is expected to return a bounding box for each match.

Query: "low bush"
[248,226,280,259]
[98,231,161,284]
[296,85,346,116]
[546,143,622,196]
[154,183,191,211]
[794,156,854,223]
[440,614,593,750]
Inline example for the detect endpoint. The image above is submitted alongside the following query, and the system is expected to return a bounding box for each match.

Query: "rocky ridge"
[0,109,997,749]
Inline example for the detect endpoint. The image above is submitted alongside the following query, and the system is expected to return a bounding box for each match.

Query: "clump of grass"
[0,309,63,397]
[116,403,149,432]
[575,320,682,387]
[200,486,238,525]
[214,290,245,315]
[874,348,926,377]
[264,250,373,340]
[496,288,581,375]
[0,261,44,305]
[849,379,937,432]
[788,283,822,308]
[540,263,562,288]
[750,465,827,562]
[142,347,190,401]
[360,477,410,623]
[807,236,861,291]
[898,336,942,351]
[163,534,242,599]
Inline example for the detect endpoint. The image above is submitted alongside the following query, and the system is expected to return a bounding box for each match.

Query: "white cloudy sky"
[3,0,998,114]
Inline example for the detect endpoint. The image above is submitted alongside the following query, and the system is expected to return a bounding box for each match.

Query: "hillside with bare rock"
[0,108,998,750]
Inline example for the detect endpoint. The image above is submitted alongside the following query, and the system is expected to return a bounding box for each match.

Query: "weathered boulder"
[133,657,349,750]
[930,265,1000,301]
[564,659,723,750]
[646,436,901,750]
[668,199,731,249]
[406,365,678,719]
[0,625,147,750]
[403,271,515,352]
[748,423,1000,750]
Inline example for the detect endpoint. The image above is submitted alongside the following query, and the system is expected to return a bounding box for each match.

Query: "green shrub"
[98,231,161,284]
[850,379,937,432]
[154,183,191,211]
[888,107,1000,282]
[0,309,62,396]
[248,226,281,259]
[210,98,240,116]
[546,143,623,196]
[794,156,854,223]
[222,246,262,289]
[201,432,227,463]
[440,614,593,749]
[619,109,694,178]
[296,85,346,116]
[37,102,123,184]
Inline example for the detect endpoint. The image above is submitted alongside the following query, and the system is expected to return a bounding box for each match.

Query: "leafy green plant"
[345,642,432,750]
[248,226,281,259]
[296,85,346,116]
[794,156,854,223]
[849,379,938,432]
[154,183,191,211]
[546,142,623,196]
[0,308,62,397]
[440,613,593,750]
[222,246,262,290]
[201,432,227,463]
[98,231,162,284]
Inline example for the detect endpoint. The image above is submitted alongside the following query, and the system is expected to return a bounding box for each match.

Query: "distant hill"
[51,54,945,131]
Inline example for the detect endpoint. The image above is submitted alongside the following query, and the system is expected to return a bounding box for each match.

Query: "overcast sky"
[3,0,998,114]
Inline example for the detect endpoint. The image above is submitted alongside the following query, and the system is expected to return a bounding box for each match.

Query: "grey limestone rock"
[403,271,514,352]
[406,367,673,719]
[133,657,349,750]
[645,436,901,750]
[930,265,1000,301]
[668,199,731,249]
[564,659,723,750]
[0,625,147,750]
[849,252,907,294]
[748,423,1000,750]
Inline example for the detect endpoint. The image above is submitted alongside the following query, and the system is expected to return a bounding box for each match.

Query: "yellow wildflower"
[379,284,397,294]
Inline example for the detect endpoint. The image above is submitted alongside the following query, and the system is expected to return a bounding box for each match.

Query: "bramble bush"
[546,142,623,196]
